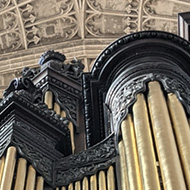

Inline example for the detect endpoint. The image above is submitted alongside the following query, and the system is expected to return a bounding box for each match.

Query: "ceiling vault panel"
[0,0,190,96]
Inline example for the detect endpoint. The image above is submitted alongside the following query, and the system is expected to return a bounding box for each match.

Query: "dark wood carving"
[83,31,190,147]
[55,134,116,186]
[0,79,72,186]
[32,51,85,152]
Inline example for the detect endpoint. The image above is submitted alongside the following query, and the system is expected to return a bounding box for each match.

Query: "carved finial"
[38,50,66,65]
[3,77,42,103]
[61,58,84,80]
[21,67,39,79]
[38,50,84,81]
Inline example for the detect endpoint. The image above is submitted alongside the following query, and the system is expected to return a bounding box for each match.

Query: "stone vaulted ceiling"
[0,0,190,96]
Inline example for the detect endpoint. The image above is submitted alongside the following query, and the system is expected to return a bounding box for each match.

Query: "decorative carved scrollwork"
[14,120,56,148]
[55,90,77,122]
[106,73,190,138]
[108,74,153,134]
[55,134,116,185]
[12,137,53,183]
[3,77,42,103]
[39,50,84,82]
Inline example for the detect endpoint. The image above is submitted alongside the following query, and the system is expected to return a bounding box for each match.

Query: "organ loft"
[1,3,190,190]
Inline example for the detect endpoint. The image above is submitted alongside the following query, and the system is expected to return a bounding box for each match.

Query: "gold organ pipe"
[121,114,142,190]
[168,93,190,189]
[14,158,27,190]
[54,103,61,115]
[82,177,89,190]
[61,187,66,190]
[68,183,73,190]
[75,181,81,190]
[99,171,106,190]
[68,122,75,154]
[90,174,97,190]
[36,176,44,190]
[0,146,16,190]
[61,110,66,118]
[118,141,128,190]
[0,156,5,184]
[25,165,36,190]
[107,166,115,190]
[148,81,186,190]
[44,91,53,109]
[133,94,160,190]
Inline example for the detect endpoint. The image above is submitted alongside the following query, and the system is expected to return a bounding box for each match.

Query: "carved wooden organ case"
[1,31,190,190]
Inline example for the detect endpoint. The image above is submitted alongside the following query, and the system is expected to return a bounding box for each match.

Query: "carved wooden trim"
[83,30,190,148]
[178,12,190,41]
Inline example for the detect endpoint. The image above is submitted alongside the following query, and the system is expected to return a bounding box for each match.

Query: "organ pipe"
[44,91,53,109]
[0,146,16,190]
[75,181,81,190]
[82,177,89,190]
[14,158,27,190]
[148,81,186,190]
[90,174,97,190]
[54,102,61,115]
[121,114,142,190]
[0,156,5,185]
[133,93,160,190]
[107,166,115,190]
[118,141,128,190]
[25,165,36,190]
[36,176,44,190]
[99,171,106,190]
[168,93,190,189]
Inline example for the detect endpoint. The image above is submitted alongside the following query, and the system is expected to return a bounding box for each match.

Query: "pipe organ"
[1,30,190,190]
[118,81,190,190]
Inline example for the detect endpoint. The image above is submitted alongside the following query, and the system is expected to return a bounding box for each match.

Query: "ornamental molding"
[91,31,190,77]
[55,134,116,186]
[106,73,190,138]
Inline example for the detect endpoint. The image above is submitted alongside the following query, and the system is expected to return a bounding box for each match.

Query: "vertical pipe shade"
[107,166,115,190]
[14,158,27,190]
[82,177,89,190]
[54,103,61,115]
[68,122,75,154]
[121,114,142,190]
[148,81,186,190]
[168,93,190,189]
[75,181,81,190]
[0,146,16,190]
[44,91,53,109]
[25,165,36,190]
[118,141,128,190]
[36,176,44,190]
[90,174,97,190]
[99,171,106,190]
[0,156,5,184]
[133,93,160,190]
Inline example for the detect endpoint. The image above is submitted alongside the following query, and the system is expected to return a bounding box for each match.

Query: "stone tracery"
[0,0,190,96]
